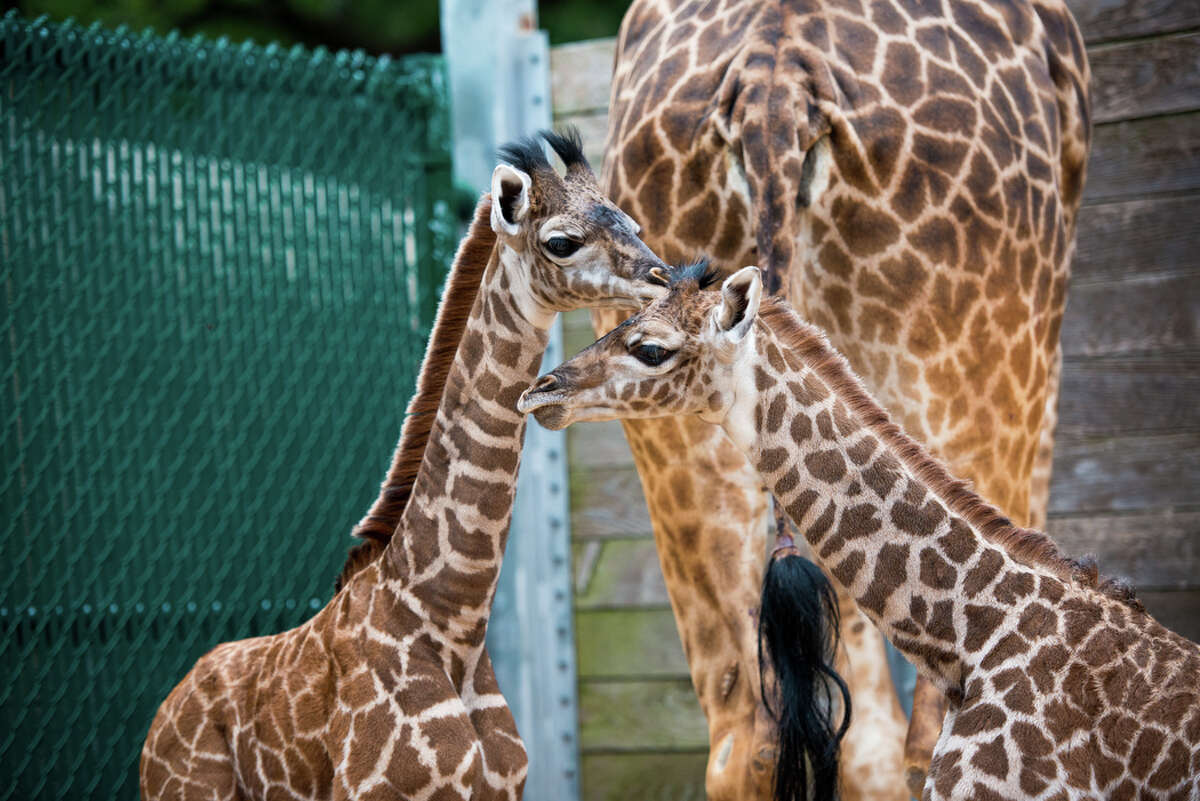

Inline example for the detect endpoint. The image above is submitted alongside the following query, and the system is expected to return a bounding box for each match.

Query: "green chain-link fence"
[1,13,457,798]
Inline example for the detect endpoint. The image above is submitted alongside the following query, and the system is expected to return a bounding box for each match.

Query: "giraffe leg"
[830,584,909,801]
[902,675,949,798]
[615,411,777,801]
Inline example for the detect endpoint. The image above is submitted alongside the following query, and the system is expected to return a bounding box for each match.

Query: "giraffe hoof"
[905,766,927,798]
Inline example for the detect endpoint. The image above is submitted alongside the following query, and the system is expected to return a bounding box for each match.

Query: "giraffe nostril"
[531,373,561,394]
[646,265,670,287]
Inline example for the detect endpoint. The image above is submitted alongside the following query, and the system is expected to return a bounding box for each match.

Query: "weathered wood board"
[579,679,711,750]
[1073,195,1200,283]
[1066,0,1200,42]
[580,753,709,801]
[1085,111,1200,203]
[551,3,1200,796]
[1088,32,1200,124]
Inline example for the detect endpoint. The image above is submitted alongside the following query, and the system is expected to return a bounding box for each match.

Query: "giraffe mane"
[335,195,497,592]
[756,298,1142,611]
[497,126,591,175]
[666,257,724,290]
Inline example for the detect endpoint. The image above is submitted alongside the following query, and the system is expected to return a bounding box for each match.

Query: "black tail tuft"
[758,551,851,801]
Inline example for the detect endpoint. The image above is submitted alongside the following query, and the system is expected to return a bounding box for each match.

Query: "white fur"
[498,245,556,330]
[490,165,530,236]
[804,135,833,206]
[702,267,763,445]
[711,266,763,351]
[713,327,759,452]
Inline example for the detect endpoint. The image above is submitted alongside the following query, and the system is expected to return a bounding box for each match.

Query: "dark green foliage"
[13,0,633,54]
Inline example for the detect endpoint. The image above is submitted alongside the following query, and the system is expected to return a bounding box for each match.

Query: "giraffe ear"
[713,266,763,343]
[490,164,531,235]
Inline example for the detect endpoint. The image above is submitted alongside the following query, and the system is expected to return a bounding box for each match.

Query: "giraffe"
[592,0,1091,795]
[139,130,668,801]
[519,265,1200,801]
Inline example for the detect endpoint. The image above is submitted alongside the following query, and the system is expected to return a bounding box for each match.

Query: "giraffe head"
[490,128,668,316]
[517,262,763,430]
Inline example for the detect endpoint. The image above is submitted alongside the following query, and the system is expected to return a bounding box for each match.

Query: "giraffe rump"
[337,194,496,590]
[756,298,1141,610]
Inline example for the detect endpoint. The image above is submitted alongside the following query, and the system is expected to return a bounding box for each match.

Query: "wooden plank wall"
[550,3,1200,797]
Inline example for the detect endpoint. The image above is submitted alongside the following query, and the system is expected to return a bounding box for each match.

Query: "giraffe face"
[490,131,668,313]
[518,265,764,430]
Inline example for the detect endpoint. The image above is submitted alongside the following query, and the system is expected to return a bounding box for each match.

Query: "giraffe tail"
[758,548,850,801]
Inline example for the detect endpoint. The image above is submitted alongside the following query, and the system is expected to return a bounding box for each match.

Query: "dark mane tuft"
[497,136,551,175]
[542,126,590,172]
[668,257,723,290]
[498,127,591,175]
[756,297,1143,612]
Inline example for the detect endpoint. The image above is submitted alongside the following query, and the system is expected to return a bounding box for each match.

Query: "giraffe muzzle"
[517,373,574,429]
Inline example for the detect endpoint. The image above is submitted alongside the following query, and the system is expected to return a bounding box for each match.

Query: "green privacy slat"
[0,12,456,799]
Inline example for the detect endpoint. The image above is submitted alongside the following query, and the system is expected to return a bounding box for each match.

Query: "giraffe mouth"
[586,278,666,309]
[516,387,566,414]
[516,390,572,430]
[516,383,569,425]
[530,403,571,430]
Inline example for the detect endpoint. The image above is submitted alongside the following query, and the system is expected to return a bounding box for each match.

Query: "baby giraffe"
[140,130,666,801]
[519,264,1200,801]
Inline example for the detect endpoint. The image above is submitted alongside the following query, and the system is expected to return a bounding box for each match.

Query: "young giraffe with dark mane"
[520,264,1199,801]
[595,0,1092,793]
[140,130,668,801]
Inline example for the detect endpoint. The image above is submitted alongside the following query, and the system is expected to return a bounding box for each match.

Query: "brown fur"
[333,538,385,592]
[903,673,948,793]
[336,195,496,588]
[757,298,1140,611]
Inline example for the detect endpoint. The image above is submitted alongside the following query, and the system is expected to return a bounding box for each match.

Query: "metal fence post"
[440,2,581,797]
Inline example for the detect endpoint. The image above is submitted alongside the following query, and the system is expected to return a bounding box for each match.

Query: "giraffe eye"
[544,236,582,258]
[631,343,674,366]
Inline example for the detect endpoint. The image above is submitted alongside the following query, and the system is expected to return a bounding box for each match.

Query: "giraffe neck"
[730,313,1055,697]
[335,196,496,592]
[381,243,552,647]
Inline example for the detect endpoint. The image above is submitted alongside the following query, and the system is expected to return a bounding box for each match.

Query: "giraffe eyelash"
[629,342,676,367]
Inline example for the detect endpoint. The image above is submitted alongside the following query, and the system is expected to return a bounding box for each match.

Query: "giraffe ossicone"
[520,266,1200,801]
[140,128,670,801]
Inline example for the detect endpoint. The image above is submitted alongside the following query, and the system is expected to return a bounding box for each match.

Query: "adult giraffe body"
[595,0,1090,795]
[140,132,667,800]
